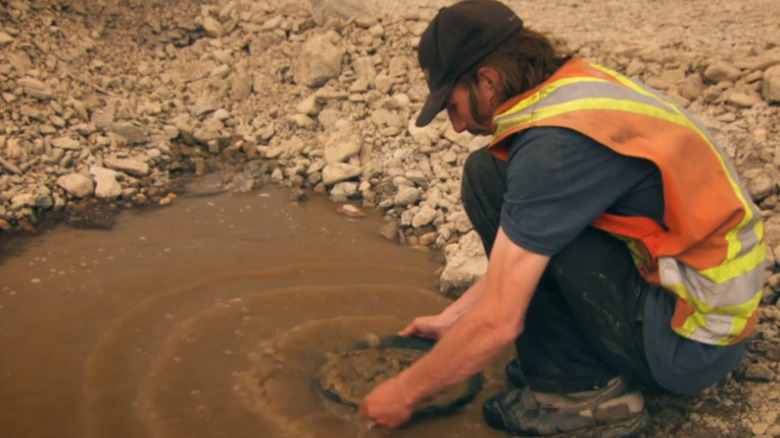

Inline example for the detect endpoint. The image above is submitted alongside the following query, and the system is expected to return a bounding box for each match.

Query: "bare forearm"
[360,230,549,428]
[394,230,549,404]
[398,301,517,403]
[439,274,488,322]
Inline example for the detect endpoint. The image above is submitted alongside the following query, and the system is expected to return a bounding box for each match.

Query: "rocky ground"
[1,0,779,436]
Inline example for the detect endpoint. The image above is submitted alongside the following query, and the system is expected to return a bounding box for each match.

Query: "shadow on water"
[0,184,512,438]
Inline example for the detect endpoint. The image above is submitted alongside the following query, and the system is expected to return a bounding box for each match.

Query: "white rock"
[353,56,377,84]
[728,92,761,108]
[8,51,32,75]
[90,166,122,199]
[411,203,437,228]
[51,136,82,150]
[17,77,53,100]
[703,60,742,83]
[111,122,147,145]
[762,65,780,103]
[737,48,780,71]
[202,117,224,132]
[393,185,421,206]
[310,0,365,25]
[439,231,488,296]
[57,173,94,198]
[322,163,362,185]
[202,16,225,37]
[0,32,14,45]
[371,108,403,128]
[645,68,686,90]
[296,94,322,116]
[329,181,359,201]
[104,157,150,177]
[10,193,34,210]
[210,64,230,78]
[287,114,316,128]
[324,130,362,164]
[677,74,705,100]
[293,32,345,88]
[374,74,393,94]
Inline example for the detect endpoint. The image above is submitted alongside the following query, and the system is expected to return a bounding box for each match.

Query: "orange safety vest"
[489,58,766,346]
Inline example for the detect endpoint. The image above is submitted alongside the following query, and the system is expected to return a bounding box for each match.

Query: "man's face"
[445,80,495,137]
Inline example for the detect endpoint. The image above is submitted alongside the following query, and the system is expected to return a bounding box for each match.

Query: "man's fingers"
[399,318,424,336]
[358,402,374,422]
[398,325,416,336]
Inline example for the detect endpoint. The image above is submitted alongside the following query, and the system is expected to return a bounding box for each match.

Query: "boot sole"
[547,410,648,438]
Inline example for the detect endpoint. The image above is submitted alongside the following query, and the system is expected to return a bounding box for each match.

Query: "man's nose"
[449,116,466,133]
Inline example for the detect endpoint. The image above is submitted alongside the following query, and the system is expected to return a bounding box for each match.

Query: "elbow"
[498,320,524,346]
[478,313,524,349]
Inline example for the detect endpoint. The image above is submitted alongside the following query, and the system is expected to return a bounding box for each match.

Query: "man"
[359,0,766,436]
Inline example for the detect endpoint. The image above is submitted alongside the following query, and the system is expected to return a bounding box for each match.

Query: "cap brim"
[415,81,455,127]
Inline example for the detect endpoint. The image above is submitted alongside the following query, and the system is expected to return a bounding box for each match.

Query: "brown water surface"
[0,185,509,438]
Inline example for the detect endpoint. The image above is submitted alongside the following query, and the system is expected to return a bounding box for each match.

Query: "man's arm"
[360,227,550,427]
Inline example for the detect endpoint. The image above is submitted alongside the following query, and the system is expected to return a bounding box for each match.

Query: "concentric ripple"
[84,266,511,438]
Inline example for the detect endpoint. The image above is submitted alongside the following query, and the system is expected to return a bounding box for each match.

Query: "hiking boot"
[504,358,526,387]
[482,376,647,437]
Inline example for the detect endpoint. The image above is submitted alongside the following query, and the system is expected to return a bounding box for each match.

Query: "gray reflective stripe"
[492,80,678,127]
[658,257,765,308]
[735,212,763,258]
[615,73,686,114]
[690,313,748,345]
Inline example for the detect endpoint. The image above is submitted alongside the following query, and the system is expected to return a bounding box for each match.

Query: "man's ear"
[476,66,501,91]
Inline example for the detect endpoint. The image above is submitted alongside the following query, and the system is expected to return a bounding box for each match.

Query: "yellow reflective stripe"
[665,282,706,338]
[754,217,765,252]
[666,281,762,346]
[625,239,641,258]
[494,96,682,141]
[699,241,766,283]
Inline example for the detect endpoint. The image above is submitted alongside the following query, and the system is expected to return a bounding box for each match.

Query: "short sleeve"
[499,127,662,255]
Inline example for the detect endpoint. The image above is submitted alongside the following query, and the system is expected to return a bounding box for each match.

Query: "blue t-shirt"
[499,127,745,394]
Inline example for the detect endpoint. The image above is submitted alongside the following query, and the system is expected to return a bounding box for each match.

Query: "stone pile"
[3,0,780,299]
[2,0,780,297]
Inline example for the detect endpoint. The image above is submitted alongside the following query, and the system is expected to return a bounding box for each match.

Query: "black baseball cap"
[415,0,523,127]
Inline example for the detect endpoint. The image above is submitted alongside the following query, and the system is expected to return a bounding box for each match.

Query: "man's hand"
[400,274,489,340]
[359,377,416,428]
[398,313,455,339]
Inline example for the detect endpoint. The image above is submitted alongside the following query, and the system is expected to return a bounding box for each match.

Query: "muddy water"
[0,185,511,438]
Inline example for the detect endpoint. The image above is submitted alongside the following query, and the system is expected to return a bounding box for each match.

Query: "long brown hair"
[459,28,571,125]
